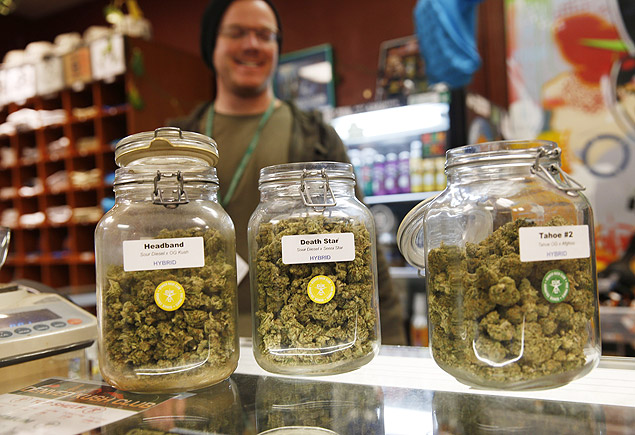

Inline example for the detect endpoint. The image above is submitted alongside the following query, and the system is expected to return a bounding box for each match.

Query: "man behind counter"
[172,0,406,344]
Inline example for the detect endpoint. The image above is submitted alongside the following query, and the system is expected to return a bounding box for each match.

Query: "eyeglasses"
[218,25,278,43]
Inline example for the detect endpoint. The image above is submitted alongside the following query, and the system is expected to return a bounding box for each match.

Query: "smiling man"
[173,0,407,345]
[209,0,280,110]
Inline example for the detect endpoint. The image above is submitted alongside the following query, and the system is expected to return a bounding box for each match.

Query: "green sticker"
[541,269,570,303]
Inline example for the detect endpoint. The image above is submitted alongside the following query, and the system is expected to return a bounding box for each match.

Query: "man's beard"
[231,80,270,98]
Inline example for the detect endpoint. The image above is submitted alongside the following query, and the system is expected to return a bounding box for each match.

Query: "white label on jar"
[281,233,355,264]
[519,225,590,262]
[123,237,205,271]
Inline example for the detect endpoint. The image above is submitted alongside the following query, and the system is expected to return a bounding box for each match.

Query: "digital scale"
[0,227,97,367]
[0,284,97,367]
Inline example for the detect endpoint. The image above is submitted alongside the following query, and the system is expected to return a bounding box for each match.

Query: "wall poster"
[274,44,335,111]
[504,0,635,269]
[375,35,428,101]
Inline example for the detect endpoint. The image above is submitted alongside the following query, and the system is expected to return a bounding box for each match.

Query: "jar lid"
[258,161,355,185]
[446,140,558,169]
[115,127,219,167]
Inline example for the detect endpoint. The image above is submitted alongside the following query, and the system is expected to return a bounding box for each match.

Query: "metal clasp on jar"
[153,170,189,208]
[531,147,585,196]
[300,168,337,210]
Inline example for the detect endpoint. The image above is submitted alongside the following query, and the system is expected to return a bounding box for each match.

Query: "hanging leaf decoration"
[127,83,144,110]
[131,48,145,77]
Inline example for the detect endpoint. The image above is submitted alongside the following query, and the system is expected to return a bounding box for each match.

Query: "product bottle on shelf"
[348,148,363,183]
[434,156,446,191]
[422,158,435,192]
[421,132,430,148]
[372,152,386,196]
[397,150,411,193]
[410,292,428,347]
[428,132,438,156]
[384,152,399,195]
[421,133,434,159]
[409,140,424,193]
[360,148,376,196]
[435,131,447,155]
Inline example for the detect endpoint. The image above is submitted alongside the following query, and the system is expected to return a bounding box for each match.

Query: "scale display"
[0,286,97,367]
[0,308,60,329]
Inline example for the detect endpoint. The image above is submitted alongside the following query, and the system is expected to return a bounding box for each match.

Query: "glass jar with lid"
[398,140,600,389]
[95,127,239,393]
[248,162,381,375]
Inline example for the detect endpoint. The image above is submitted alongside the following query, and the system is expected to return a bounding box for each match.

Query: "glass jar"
[248,162,381,375]
[95,127,239,393]
[398,140,600,389]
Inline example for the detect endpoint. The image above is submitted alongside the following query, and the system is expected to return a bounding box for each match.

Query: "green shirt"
[211,104,291,250]
[204,103,292,333]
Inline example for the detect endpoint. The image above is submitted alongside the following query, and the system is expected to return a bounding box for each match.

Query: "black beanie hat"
[200,0,283,72]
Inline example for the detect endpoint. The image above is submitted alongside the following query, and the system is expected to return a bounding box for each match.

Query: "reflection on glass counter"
[432,391,604,434]
[92,371,635,435]
[254,376,383,434]
[100,378,246,434]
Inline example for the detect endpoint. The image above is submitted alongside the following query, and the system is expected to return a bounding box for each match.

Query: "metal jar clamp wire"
[300,168,337,210]
[152,170,189,208]
[531,147,586,196]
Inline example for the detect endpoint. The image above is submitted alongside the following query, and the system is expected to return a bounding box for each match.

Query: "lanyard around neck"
[205,99,276,207]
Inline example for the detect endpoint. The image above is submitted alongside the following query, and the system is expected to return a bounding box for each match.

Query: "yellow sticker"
[307,275,336,304]
[154,280,185,311]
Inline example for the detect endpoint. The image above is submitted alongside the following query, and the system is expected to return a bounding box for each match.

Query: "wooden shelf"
[0,36,212,293]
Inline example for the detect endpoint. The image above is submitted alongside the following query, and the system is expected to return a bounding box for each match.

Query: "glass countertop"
[88,341,635,434]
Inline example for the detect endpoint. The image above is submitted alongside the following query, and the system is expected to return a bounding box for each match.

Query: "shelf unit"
[0,37,212,294]
[365,191,438,205]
